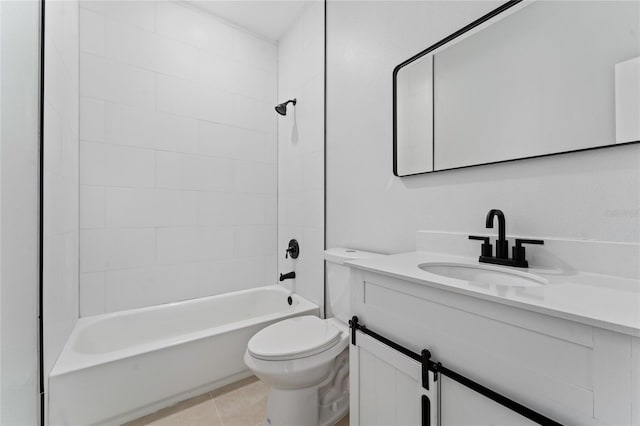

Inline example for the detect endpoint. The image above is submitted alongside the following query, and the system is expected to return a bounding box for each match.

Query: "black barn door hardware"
[349,316,563,426]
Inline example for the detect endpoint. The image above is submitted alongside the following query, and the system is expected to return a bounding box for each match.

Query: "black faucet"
[279,271,296,281]
[486,209,508,259]
[469,209,544,268]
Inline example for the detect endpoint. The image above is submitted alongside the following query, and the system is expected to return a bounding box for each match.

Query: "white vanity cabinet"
[348,268,640,426]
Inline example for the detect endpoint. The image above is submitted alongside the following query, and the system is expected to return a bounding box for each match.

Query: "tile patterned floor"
[124,376,350,426]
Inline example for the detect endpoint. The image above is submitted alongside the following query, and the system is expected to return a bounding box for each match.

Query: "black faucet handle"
[512,238,544,262]
[515,238,544,246]
[468,235,490,243]
[468,235,493,257]
[285,239,299,259]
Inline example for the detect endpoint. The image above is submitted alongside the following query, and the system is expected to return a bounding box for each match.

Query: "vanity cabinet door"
[349,331,438,426]
[349,270,637,426]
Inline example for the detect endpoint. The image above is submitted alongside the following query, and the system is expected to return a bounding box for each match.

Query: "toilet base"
[263,350,349,426]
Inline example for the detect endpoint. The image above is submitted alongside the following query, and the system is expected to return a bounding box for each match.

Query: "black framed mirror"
[393,0,640,177]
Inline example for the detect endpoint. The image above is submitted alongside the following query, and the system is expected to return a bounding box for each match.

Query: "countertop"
[346,251,640,337]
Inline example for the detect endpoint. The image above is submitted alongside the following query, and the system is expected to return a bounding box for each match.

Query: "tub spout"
[279,271,296,281]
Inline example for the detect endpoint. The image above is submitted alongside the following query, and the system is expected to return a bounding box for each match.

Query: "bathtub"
[48,285,318,426]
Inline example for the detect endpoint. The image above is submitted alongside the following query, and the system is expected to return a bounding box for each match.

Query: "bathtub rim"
[50,285,318,377]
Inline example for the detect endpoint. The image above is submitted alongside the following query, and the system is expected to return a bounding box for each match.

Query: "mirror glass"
[395,55,433,175]
[393,1,640,176]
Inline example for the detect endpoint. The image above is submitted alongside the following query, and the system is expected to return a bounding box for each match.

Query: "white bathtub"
[48,286,318,426]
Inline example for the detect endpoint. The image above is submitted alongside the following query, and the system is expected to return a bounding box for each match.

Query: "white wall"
[326,1,640,255]
[277,2,325,312]
[43,0,79,407]
[0,1,41,424]
[79,1,278,315]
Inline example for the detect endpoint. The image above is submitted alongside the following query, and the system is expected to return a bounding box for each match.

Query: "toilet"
[244,248,382,426]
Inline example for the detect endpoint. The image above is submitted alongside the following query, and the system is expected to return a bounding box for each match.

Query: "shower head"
[275,98,297,116]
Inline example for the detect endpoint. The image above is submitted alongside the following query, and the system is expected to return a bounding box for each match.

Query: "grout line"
[79,134,278,164]
[210,398,225,426]
[81,93,278,137]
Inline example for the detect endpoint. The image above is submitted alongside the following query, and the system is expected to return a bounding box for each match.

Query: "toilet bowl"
[244,317,349,426]
[244,248,382,426]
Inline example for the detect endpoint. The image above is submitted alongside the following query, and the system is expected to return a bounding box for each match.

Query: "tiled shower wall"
[277,3,325,312]
[79,1,277,315]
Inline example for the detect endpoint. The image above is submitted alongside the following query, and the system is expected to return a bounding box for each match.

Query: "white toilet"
[244,248,381,426]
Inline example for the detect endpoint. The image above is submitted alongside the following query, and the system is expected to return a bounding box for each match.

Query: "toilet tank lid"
[324,248,383,265]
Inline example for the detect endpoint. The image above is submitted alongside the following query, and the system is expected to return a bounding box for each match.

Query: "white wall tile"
[235,161,276,194]
[233,194,268,225]
[197,51,272,102]
[234,30,277,73]
[264,195,277,225]
[80,0,156,32]
[198,121,276,163]
[299,75,324,151]
[280,193,305,228]
[157,74,234,124]
[235,225,276,257]
[279,144,305,193]
[234,95,275,132]
[198,192,235,226]
[105,187,155,228]
[80,185,105,229]
[156,2,234,56]
[198,192,269,226]
[80,141,155,187]
[105,187,198,228]
[156,227,234,264]
[263,254,278,285]
[79,272,106,316]
[303,190,324,230]
[302,3,325,77]
[303,150,324,191]
[79,97,105,142]
[197,257,266,296]
[80,228,155,272]
[278,4,325,310]
[155,189,199,227]
[106,18,197,80]
[79,8,106,56]
[78,0,279,316]
[106,103,198,153]
[80,53,155,108]
[156,152,234,191]
[105,264,198,311]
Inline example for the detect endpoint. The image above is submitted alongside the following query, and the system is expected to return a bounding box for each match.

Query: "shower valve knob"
[285,239,299,259]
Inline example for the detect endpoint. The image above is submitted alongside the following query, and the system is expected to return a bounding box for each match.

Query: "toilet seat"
[248,316,341,361]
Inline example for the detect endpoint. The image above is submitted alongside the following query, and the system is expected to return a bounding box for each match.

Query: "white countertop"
[346,251,640,337]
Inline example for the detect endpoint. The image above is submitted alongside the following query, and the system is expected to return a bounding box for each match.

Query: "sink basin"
[418,262,547,287]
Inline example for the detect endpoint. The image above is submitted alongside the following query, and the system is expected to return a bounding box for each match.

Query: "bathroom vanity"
[346,231,640,425]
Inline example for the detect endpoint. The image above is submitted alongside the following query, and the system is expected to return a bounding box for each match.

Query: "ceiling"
[185,0,316,41]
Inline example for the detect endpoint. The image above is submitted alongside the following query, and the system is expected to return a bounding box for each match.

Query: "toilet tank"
[324,248,383,322]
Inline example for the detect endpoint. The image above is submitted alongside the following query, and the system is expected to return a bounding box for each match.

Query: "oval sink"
[418,262,546,287]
